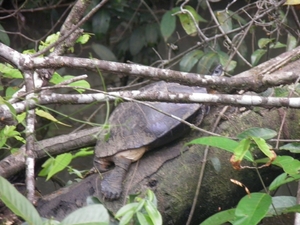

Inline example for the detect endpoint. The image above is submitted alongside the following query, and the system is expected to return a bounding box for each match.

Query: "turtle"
[94,81,207,200]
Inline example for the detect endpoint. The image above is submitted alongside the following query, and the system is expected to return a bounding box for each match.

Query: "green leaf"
[267,196,297,216]
[251,137,274,159]
[216,10,232,33]
[271,156,300,175]
[115,202,139,218]
[60,204,109,225]
[0,176,43,225]
[49,72,64,85]
[0,63,23,79]
[188,136,253,161]
[35,109,71,127]
[270,41,286,49]
[160,10,176,42]
[0,24,10,46]
[179,50,204,72]
[196,51,219,74]
[92,43,117,61]
[258,38,274,48]
[233,138,253,162]
[38,158,54,177]
[200,208,236,225]
[46,153,73,180]
[145,200,162,225]
[5,86,19,98]
[217,51,237,72]
[282,204,300,214]
[137,211,152,225]
[251,49,267,66]
[119,210,135,225]
[269,173,300,191]
[92,10,111,37]
[175,6,206,36]
[73,147,94,158]
[130,27,146,55]
[274,86,289,97]
[145,23,159,45]
[233,193,271,225]
[280,143,300,153]
[188,136,238,151]
[237,127,277,140]
[76,33,91,44]
[286,33,297,51]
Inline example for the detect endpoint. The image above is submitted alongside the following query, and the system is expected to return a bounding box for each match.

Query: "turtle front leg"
[100,156,132,200]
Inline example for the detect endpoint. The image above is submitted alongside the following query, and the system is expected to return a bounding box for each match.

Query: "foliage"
[115,189,163,225]
[188,127,300,225]
[0,176,160,225]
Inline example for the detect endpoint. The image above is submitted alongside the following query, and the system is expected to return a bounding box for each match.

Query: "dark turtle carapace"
[94,81,207,200]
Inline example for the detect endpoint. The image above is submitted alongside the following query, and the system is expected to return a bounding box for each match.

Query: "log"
[35,107,295,224]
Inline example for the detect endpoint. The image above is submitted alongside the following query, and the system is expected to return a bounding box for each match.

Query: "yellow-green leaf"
[35,109,71,127]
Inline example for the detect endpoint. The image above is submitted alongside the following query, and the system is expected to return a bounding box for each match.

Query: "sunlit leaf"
[200,209,236,225]
[271,155,300,175]
[234,193,271,225]
[0,63,23,79]
[46,153,73,180]
[251,137,274,159]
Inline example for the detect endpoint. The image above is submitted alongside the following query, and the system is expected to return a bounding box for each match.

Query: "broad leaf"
[179,50,204,72]
[92,9,110,37]
[35,109,71,127]
[92,43,117,61]
[237,127,277,140]
[200,208,236,225]
[251,49,267,66]
[251,137,274,159]
[196,51,219,74]
[267,196,297,216]
[280,143,300,153]
[0,176,43,225]
[160,10,176,42]
[269,173,300,191]
[271,156,300,175]
[60,204,109,225]
[46,153,73,180]
[145,200,163,225]
[233,193,271,225]
[216,10,232,33]
[0,24,10,46]
[130,27,146,55]
[258,38,274,48]
[286,33,297,51]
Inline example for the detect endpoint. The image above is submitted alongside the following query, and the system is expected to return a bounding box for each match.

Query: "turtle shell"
[95,81,206,159]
